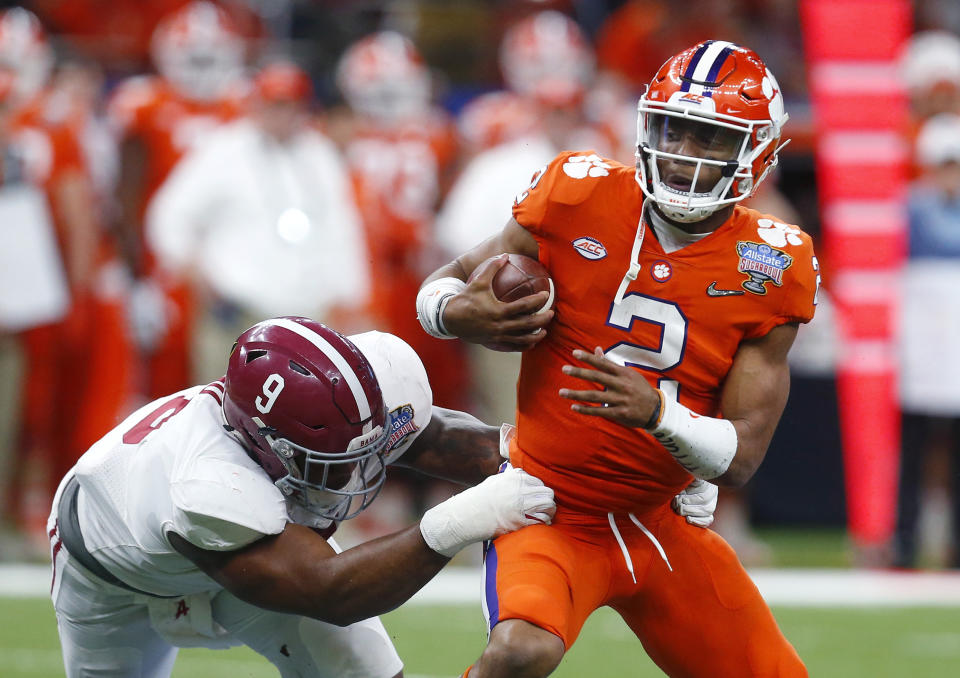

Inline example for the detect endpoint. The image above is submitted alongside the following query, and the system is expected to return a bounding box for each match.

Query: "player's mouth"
[663,172,694,193]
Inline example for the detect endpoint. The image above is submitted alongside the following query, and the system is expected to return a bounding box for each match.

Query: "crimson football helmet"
[0,7,53,104]
[636,40,789,223]
[222,317,389,521]
[499,11,594,107]
[336,31,431,122]
[151,1,245,102]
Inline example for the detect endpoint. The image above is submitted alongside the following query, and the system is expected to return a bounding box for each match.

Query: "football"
[468,253,555,312]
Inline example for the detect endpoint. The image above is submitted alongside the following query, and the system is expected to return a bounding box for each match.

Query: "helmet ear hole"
[288,360,310,376]
[241,426,265,452]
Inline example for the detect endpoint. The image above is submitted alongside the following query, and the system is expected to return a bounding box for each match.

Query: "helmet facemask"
[636,97,782,223]
[227,404,390,521]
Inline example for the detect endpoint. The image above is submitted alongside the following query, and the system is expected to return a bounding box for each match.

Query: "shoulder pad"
[535,150,619,207]
[170,462,286,551]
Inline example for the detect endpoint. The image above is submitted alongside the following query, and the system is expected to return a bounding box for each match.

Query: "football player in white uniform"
[47,316,556,678]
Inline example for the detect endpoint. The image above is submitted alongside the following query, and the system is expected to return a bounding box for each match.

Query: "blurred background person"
[0,6,127,556]
[145,59,370,386]
[895,113,960,569]
[331,30,475,540]
[107,0,249,403]
[900,30,960,135]
[333,30,470,415]
[436,9,619,428]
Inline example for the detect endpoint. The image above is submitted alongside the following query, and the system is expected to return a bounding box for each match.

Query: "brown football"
[468,253,554,311]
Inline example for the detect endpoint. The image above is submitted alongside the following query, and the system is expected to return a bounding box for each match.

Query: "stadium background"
[0,0,958,675]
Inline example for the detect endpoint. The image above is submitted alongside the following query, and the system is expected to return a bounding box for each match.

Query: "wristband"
[416,277,467,339]
[643,389,665,429]
[648,396,738,480]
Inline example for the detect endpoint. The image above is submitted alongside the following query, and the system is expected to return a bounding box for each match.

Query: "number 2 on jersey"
[604,292,688,401]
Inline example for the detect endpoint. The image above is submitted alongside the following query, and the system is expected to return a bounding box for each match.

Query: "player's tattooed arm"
[392,407,503,485]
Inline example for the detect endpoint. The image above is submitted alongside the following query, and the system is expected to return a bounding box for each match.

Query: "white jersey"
[73,331,432,597]
[145,118,370,318]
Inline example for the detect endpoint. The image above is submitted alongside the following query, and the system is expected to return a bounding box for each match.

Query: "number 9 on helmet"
[222,316,390,522]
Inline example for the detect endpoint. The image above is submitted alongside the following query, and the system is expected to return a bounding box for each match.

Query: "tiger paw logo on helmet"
[756,219,803,248]
[562,154,610,179]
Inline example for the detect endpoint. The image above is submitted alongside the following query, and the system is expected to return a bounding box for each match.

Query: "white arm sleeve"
[648,391,738,480]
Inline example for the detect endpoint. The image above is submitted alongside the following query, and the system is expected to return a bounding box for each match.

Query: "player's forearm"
[393,407,501,485]
[300,525,449,626]
[55,172,98,292]
[713,418,777,487]
[190,524,449,627]
[422,259,468,286]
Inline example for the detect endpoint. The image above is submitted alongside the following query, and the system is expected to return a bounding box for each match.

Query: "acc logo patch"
[736,241,793,295]
[387,404,419,450]
[572,236,607,260]
[650,260,672,282]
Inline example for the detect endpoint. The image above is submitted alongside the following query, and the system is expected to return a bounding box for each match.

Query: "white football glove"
[419,465,555,557]
[671,478,719,528]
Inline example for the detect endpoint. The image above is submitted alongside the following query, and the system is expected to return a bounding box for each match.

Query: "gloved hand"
[126,278,170,352]
[419,465,555,557]
[671,478,719,528]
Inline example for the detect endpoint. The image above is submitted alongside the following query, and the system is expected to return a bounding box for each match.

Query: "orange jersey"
[510,151,819,515]
[344,111,457,324]
[8,99,85,192]
[345,110,457,236]
[6,99,91,269]
[107,75,247,209]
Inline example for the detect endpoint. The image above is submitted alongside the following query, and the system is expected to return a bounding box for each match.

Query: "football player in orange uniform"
[335,31,469,411]
[0,7,134,540]
[108,0,248,400]
[418,41,816,677]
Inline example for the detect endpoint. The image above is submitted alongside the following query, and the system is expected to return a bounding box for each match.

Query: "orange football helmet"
[498,11,594,107]
[254,60,313,103]
[457,90,539,151]
[336,31,431,122]
[151,1,245,102]
[0,7,52,104]
[636,40,789,223]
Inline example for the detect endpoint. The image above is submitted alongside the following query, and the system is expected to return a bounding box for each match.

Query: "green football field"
[3,597,958,678]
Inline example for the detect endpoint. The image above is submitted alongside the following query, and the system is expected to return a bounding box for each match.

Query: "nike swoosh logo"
[706,282,745,297]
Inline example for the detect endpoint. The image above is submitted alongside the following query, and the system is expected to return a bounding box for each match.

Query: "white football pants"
[50,544,403,678]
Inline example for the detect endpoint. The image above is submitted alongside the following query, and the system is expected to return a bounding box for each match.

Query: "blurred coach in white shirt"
[147,60,371,382]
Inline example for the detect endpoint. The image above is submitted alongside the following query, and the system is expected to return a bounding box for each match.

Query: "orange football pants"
[482,505,807,678]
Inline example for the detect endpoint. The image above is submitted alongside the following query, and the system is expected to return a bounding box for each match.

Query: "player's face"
[651,115,745,193]
[256,99,307,143]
